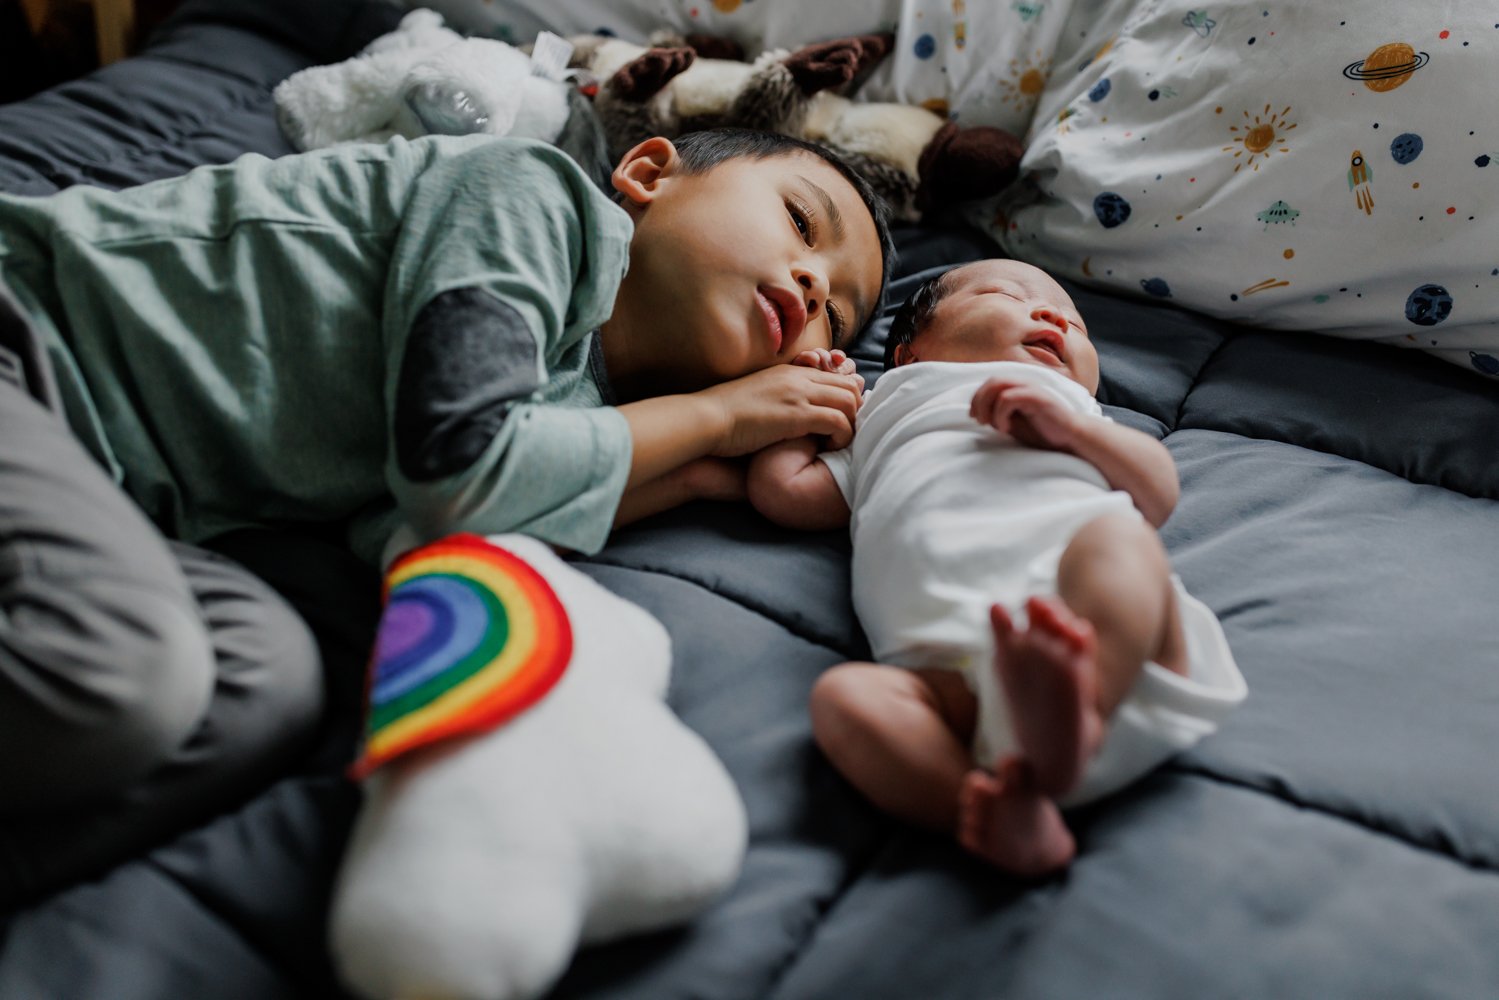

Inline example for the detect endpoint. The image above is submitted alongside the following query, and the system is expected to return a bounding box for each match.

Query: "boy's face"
[900,260,1100,393]
[609,140,884,392]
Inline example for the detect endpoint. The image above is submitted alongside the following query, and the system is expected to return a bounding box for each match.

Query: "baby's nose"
[1032,306,1069,332]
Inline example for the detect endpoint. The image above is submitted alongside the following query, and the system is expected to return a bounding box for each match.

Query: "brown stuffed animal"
[570,32,1023,223]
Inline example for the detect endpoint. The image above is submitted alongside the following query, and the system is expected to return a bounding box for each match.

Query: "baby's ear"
[892,342,918,367]
[611,136,678,207]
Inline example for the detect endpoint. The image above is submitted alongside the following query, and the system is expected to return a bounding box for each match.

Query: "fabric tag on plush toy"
[529,31,574,82]
[349,533,573,779]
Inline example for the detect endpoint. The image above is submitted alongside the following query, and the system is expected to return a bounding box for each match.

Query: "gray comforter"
[2,1,1496,997]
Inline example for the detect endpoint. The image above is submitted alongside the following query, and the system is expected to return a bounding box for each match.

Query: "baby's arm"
[971,378,1179,526]
[1062,419,1179,527]
[747,437,851,531]
[743,346,856,530]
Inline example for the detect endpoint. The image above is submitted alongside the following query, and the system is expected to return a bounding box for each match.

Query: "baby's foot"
[991,597,1104,798]
[957,756,1075,875]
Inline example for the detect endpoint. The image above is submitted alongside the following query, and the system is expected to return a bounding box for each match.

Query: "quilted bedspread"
[1,1,1496,997]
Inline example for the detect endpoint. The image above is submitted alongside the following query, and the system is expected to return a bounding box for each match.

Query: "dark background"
[1,0,181,103]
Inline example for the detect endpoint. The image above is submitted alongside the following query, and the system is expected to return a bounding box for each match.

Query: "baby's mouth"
[1022,330,1067,366]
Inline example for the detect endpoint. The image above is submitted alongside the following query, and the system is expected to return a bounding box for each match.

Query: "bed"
[2,0,1497,997]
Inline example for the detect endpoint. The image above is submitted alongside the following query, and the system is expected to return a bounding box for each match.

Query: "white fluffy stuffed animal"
[328,533,747,1000]
[275,9,571,150]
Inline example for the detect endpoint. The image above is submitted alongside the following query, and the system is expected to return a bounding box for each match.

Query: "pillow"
[407,0,1078,135]
[977,1,1499,378]
[856,0,1080,136]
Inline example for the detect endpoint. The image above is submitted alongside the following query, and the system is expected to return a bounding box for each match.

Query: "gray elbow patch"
[394,289,542,481]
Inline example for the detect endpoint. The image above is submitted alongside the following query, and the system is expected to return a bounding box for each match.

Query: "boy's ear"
[893,342,918,367]
[611,137,679,208]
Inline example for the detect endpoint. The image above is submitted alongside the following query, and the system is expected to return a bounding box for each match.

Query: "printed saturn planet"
[1343,42,1429,92]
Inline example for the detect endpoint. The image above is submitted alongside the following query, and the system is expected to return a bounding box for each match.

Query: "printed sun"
[1222,104,1296,172]
[999,50,1051,110]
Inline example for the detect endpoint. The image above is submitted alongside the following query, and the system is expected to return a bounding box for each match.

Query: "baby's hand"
[704,364,864,455]
[792,348,858,376]
[970,378,1082,452]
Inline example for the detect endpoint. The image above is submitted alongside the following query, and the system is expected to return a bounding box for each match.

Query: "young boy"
[0,128,892,905]
[747,259,1246,876]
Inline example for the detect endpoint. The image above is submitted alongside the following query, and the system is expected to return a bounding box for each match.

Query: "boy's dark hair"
[883,267,961,370]
[672,128,896,343]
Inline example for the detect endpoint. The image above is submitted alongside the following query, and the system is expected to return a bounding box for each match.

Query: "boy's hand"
[970,378,1082,453]
[704,364,863,455]
[792,347,858,376]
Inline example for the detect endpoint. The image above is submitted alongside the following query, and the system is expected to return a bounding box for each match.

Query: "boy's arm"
[383,138,641,555]
[612,458,746,527]
[617,363,863,488]
[613,348,862,527]
[746,437,851,532]
[970,377,1179,526]
[388,359,861,550]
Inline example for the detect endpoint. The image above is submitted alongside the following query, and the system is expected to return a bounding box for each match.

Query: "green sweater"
[0,135,635,562]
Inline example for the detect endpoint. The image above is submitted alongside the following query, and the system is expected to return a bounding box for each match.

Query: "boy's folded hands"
[702,363,864,455]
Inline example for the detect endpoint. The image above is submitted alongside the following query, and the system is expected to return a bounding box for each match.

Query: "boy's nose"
[795,268,826,318]
[1031,306,1069,333]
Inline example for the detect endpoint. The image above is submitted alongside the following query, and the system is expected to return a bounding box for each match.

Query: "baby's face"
[904,260,1100,393]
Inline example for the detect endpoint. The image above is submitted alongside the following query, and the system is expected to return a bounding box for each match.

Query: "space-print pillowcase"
[853,0,1080,136]
[979,0,1499,379]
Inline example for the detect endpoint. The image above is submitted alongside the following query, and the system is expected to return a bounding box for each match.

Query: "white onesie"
[820,361,1246,805]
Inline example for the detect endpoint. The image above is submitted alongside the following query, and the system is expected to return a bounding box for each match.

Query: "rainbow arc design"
[350,534,572,778]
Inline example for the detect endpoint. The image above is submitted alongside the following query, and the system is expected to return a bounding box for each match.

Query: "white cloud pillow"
[979,0,1499,378]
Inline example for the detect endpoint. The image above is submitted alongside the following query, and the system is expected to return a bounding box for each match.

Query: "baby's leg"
[995,512,1185,796]
[810,664,1074,874]
[1055,511,1187,712]
[810,663,977,829]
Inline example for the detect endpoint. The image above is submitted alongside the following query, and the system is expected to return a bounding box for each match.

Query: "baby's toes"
[1025,595,1092,654]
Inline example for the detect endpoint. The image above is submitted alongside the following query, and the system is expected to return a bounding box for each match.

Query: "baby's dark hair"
[671,128,896,339]
[883,266,963,370]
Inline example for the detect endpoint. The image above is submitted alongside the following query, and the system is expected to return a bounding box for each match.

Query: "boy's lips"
[756,285,807,353]
[1022,329,1068,366]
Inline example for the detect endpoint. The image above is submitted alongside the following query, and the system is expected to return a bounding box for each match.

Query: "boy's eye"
[787,200,814,245]
[828,301,847,344]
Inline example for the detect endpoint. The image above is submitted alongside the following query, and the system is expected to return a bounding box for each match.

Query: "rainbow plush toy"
[350,534,573,777]
[329,534,747,1000]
